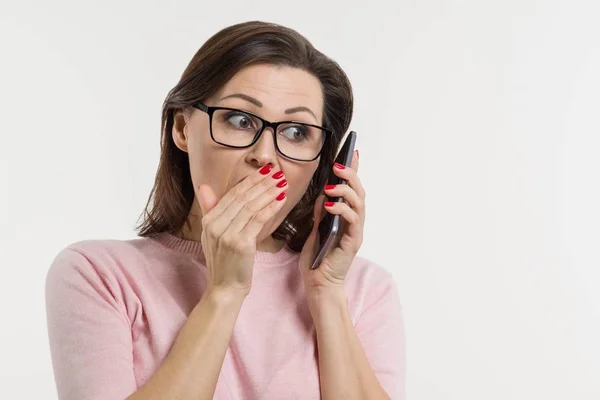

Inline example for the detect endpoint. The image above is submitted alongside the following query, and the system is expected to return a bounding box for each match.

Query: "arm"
[46,248,137,399]
[46,247,245,400]
[299,152,405,399]
[128,288,245,400]
[47,165,288,399]
[307,280,405,400]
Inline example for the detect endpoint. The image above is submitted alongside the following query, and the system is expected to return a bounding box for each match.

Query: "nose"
[245,127,278,167]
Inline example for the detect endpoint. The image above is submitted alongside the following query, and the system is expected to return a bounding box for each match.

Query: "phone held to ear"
[310,131,357,270]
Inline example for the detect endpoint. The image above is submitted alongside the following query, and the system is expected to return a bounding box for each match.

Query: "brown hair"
[136,21,354,252]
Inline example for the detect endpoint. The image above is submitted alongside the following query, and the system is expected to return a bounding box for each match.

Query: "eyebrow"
[219,93,318,121]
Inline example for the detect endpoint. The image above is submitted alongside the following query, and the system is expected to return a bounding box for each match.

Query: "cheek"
[186,134,229,197]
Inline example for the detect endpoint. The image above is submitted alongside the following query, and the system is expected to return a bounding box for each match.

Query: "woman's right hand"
[196,163,288,297]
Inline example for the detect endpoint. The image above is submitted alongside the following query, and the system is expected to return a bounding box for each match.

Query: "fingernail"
[356,150,359,159]
[334,163,345,170]
[276,179,288,188]
[324,201,335,207]
[259,164,272,175]
[272,170,284,179]
[324,184,336,190]
[276,192,286,201]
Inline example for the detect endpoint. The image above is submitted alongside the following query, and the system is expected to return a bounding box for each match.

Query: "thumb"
[197,184,219,215]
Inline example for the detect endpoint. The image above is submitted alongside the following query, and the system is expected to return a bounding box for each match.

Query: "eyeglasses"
[191,102,332,162]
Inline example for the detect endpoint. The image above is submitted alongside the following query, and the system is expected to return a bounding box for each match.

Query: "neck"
[175,201,285,253]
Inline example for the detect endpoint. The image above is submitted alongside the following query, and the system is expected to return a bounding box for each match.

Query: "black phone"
[310,131,357,270]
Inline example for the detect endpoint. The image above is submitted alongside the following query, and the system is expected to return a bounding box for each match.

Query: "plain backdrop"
[1,0,599,399]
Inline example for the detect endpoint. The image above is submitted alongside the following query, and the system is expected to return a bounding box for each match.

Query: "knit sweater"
[45,232,405,399]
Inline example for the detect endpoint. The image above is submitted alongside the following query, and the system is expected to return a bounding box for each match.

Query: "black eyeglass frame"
[192,101,332,162]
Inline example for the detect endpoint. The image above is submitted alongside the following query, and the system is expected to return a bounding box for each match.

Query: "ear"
[172,109,189,153]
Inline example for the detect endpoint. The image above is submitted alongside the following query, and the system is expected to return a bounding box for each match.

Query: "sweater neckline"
[151,232,299,266]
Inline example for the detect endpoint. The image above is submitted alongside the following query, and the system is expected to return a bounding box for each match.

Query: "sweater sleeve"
[45,247,137,400]
[355,275,406,400]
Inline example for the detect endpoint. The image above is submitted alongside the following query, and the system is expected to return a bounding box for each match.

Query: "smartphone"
[310,131,357,270]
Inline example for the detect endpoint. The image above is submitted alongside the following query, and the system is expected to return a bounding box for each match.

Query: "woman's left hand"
[299,150,365,293]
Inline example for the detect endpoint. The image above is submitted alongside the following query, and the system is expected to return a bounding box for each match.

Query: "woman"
[45,21,405,400]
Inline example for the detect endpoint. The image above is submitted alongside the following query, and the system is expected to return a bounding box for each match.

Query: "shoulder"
[46,236,163,288]
[60,236,158,261]
[345,254,397,292]
[344,254,402,321]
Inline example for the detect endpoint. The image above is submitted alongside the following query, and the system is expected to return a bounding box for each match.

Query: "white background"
[1,0,599,399]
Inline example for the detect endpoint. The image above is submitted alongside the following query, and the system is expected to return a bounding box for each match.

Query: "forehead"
[216,64,324,121]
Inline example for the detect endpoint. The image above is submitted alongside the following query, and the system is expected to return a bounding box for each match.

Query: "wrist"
[203,286,248,306]
[306,285,348,312]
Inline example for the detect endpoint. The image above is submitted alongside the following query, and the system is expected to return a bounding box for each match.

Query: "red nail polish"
[334,163,345,170]
[324,184,336,190]
[276,192,286,201]
[324,201,335,207]
[272,170,284,179]
[276,179,287,188]
[259,164,272,175]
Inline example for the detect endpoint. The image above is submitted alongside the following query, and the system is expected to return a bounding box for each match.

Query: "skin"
[172,63,322,253]
[156,63,391,399]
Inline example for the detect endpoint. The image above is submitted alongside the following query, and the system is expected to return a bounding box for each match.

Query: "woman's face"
[173,63,325,242]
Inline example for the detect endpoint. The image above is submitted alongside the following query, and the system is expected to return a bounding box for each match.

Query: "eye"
[280,125,309,142]
[225,112,256,130]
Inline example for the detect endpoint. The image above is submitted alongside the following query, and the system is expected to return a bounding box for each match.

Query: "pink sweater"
[45,232,405,399]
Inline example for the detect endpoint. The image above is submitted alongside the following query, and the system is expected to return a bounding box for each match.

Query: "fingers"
[240,189,288,239]
[325,150,365,219]
[323,183,364,219]
[229,176,288,234]
[203,164,288,240]
[201,163,275,221]
[323,152,365,251]
[323,201,363,251]
[332,154,365,199]
[323,201,361,226]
